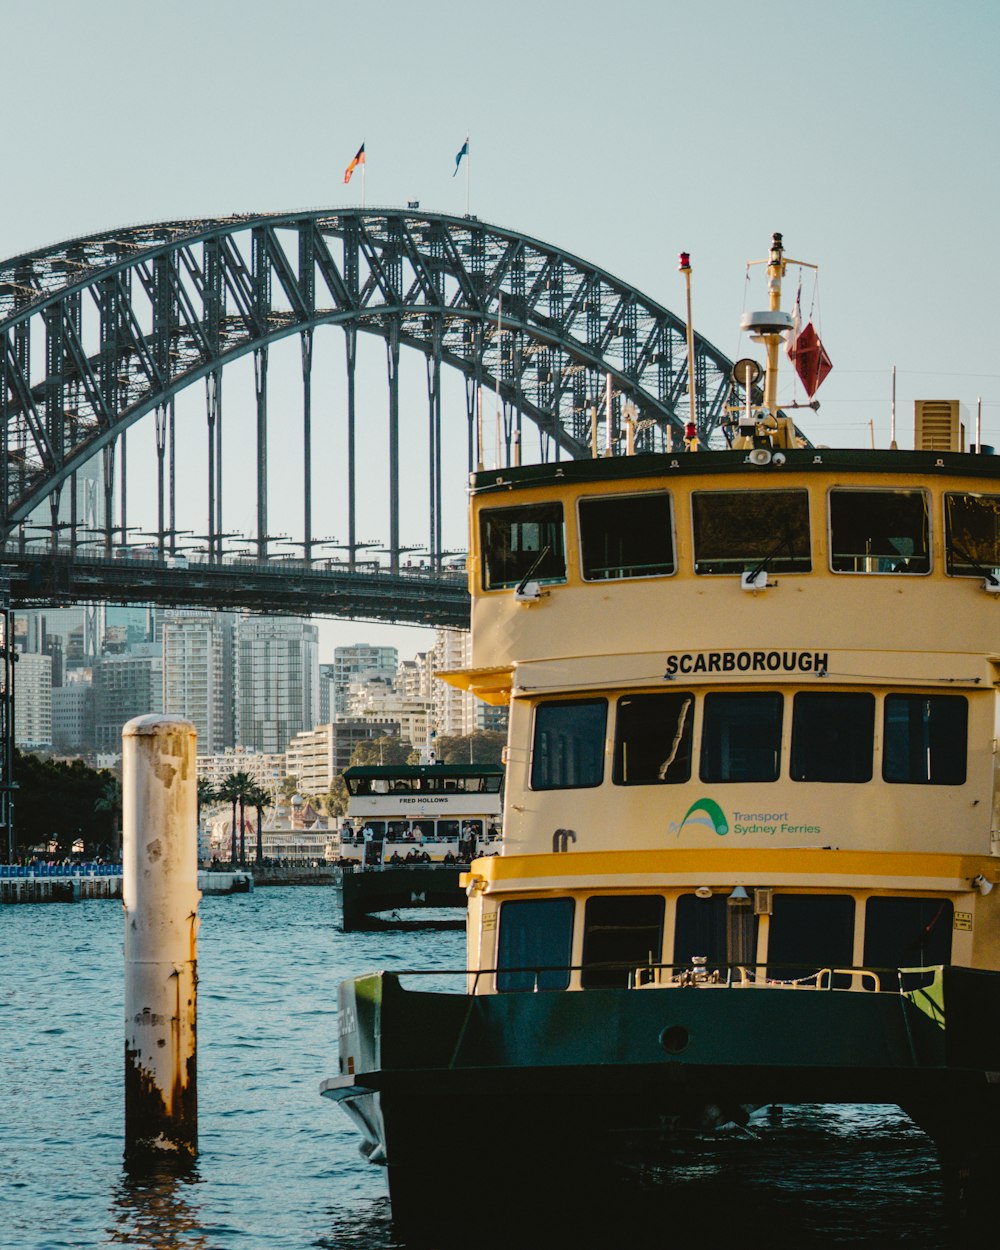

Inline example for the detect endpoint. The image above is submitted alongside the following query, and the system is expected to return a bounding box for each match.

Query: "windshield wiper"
[744,530,799,585]
[946,536,999,587]
[515,544,552,596]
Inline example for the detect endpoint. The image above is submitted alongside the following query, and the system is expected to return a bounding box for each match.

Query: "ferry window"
[829,489,930,574]
[767,895,855,987]
[437,819,459,841]
[863,897,953,990]
[581,895,665,989]
[691,490,811,575]
[613,692,693,785]
[496,897,574,992]
[790,693,875,782]
[945,493,1000,580]
[883,695,967,785]
[531,699,607,790]
[700,693,783,783]
[579,492,675,580]
[480,502,566,590]
[673,893,760,969]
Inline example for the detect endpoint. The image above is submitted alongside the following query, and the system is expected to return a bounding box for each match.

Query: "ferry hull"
[323,970,1000,1237]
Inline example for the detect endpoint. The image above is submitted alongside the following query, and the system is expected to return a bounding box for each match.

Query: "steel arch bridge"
[1,208,741,604]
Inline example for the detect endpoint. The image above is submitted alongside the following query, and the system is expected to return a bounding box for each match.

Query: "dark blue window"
[531,699,607,790]
[883,695,967,785]
[701,692,783,783]
[497,897,574,992]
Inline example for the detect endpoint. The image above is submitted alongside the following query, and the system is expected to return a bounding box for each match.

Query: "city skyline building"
[14,651,53,750]
[162,610,236,755]
[332,643,398,716]
[51,670,95,754]
[93,645,162,756]
[237,616,319,756]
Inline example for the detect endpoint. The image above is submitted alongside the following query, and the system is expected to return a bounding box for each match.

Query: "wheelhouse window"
[863,896,953,989]
[700,692,783,783]
[829,489,930,574]
[945,493,1000,581]
[673,892,760,969]
[790,692,875,782]
[767,894,855,987]
[496,897,574,992]
[480,502,566,590]
[614,692,693,785]
[581,895,665,989]
[531,699,607,790]
[883,695,967,785]
[692,490,811,575]
[579,492,675,580]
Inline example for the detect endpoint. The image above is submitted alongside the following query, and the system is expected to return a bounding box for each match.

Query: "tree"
[433,731,506,766]
[94,772,123,859]
[9,750,115,860]
[246,782,270,866]
[348,735,418,767]
[196,777,216,837]
[217,770,254,865]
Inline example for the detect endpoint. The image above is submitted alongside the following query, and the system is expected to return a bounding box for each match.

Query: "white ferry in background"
[338,763,503,863]
[323,233,1000,1238]
[334,763,502,931]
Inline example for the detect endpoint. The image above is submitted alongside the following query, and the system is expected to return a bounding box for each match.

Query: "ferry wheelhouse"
[323,235,1000,1234]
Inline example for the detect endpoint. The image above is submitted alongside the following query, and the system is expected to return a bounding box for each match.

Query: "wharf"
[1,863,253,903]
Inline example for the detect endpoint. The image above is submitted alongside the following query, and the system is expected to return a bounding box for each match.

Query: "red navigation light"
[678,252,691,271]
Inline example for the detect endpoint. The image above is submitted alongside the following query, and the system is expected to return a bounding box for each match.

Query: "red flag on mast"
[788,320,832,398]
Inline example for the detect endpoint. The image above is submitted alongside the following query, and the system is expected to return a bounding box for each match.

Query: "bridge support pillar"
[386,320,400,573]
[254,348,268,562]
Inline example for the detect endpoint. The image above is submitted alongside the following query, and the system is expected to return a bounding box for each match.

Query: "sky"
[2,0,997,661]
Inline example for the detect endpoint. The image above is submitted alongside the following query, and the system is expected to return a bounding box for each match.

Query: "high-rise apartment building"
[318,662,337,725]
[14,651,53,750]
[429,629,508,739]
[237,616,319,755]
[332,643,397,716]
[51,671,95,754]
[94,645,163,755]
[162,610,236,755]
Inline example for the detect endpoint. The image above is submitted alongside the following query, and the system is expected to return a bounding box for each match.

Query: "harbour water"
[3,888,949,1248]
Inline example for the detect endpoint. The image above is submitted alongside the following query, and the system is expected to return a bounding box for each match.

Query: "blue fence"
[0,862,123,879]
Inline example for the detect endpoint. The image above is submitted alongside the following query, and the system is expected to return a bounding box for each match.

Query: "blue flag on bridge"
[453,137,469,177]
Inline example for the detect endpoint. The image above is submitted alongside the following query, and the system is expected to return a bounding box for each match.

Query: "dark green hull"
[323,968,1000,1239]
[336,866,465,932]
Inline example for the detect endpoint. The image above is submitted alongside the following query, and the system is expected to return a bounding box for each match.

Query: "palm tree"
[94,774,123,861]
[233,770,254,866]
[197,777,216,854]
[247,782,270,866]
[217,771,253,866]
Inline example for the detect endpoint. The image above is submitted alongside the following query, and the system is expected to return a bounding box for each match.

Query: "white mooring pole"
[123,714,200,1164]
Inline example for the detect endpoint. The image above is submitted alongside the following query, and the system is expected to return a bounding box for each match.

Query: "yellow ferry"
[322,234,1000,1237]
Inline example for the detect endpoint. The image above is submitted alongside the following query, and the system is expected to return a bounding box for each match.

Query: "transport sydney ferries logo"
[669,799,730,838]
[669,801,821,838]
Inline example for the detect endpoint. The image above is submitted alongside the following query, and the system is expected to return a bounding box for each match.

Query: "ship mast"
[735,232,817,453]
[763,231,786,415]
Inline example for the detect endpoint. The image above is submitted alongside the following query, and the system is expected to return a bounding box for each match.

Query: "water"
[1,889,949,1248]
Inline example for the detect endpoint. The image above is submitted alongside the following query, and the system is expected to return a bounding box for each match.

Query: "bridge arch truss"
[0,209,739,576]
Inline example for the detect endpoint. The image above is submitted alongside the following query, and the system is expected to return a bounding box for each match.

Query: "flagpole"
[465,131,471,216]
[361,151,366,210]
